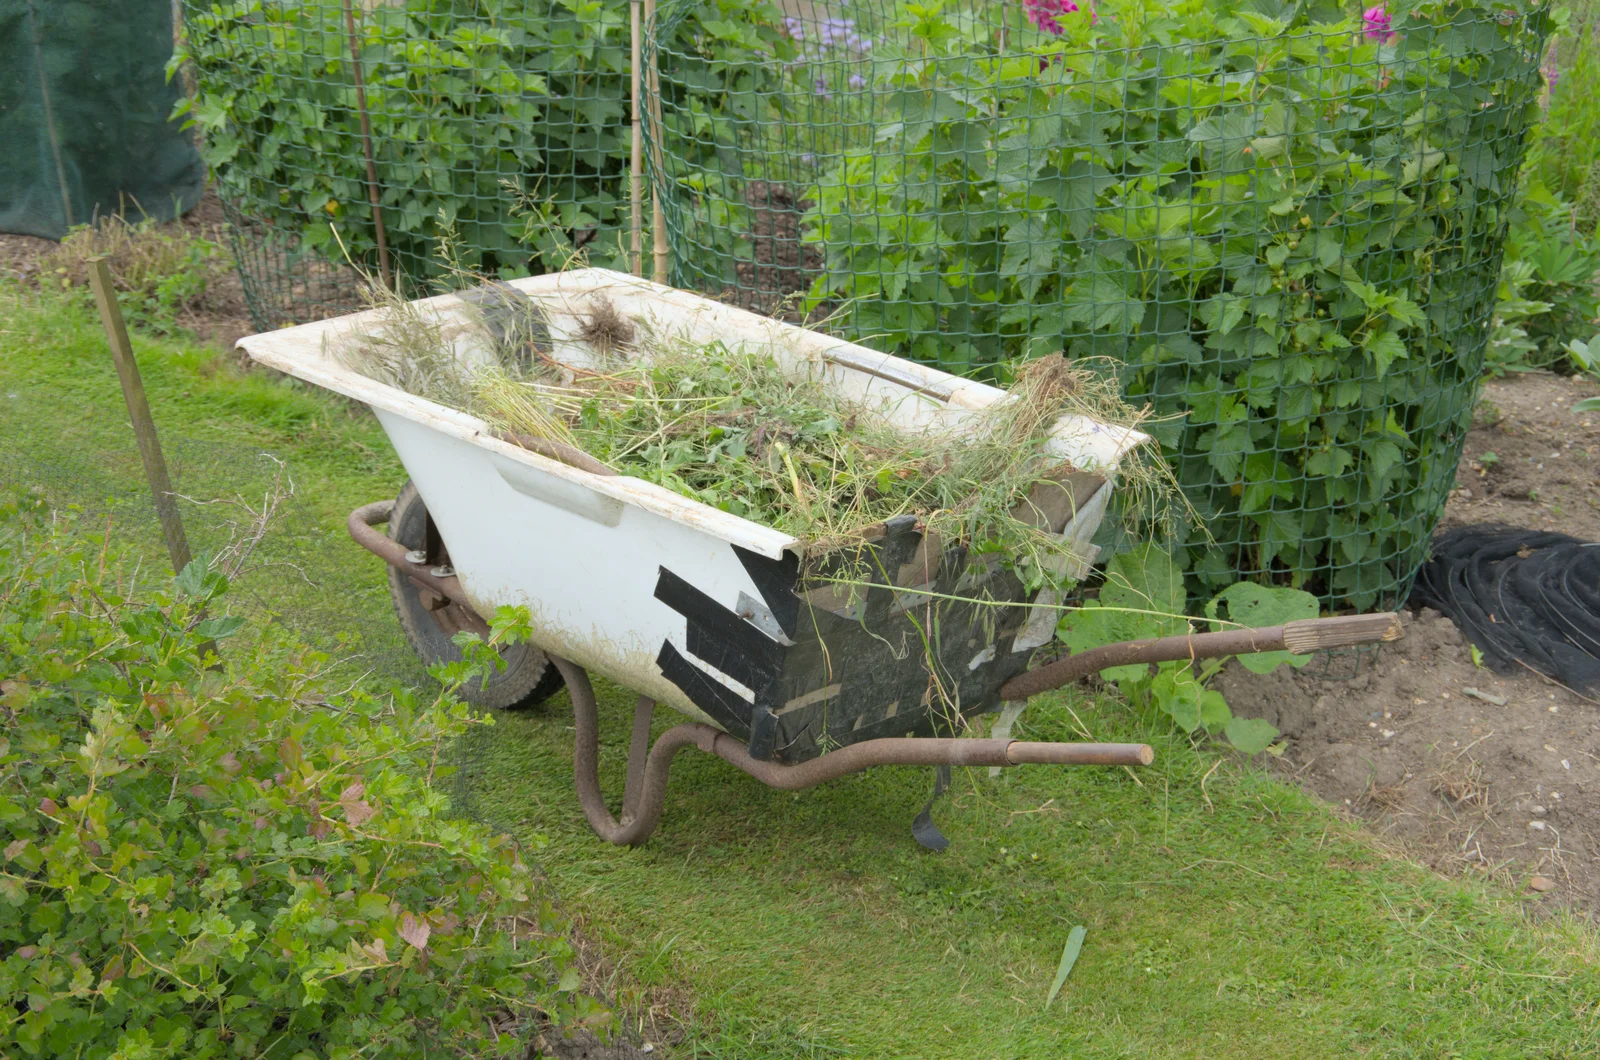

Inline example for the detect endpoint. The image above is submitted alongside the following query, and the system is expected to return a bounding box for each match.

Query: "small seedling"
[1478,451,1500,468]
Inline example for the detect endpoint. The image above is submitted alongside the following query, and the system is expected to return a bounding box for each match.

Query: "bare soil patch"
[1221,370,1600,912]
[1446,371,1600,541]
[728,180,822,320]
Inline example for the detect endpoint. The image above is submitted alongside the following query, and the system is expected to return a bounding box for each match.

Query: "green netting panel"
[645,0,1552,609]
[0,0,204,239]
[178,0,767,330]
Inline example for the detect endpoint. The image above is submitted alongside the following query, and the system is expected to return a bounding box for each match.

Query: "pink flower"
[1025,0,1081,36]
[1363,6,1398,44]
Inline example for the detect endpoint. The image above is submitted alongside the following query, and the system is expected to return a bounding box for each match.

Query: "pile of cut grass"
[338,282,1162,580]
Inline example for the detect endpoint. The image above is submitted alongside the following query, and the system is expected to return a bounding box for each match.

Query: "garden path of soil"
[1219,371,1600,913]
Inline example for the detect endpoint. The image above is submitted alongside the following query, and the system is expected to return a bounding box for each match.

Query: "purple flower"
[848,73,866,89]
[1543,39,1560,90]
[800,153,816,166]
[1025,0,1081,37]
[1363,6,1398,44]
[814,76,832,100]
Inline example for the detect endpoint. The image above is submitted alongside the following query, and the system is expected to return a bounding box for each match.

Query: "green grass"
[3,284,1598,1058]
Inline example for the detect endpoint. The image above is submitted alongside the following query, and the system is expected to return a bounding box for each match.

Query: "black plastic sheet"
[1411,526,1600,695]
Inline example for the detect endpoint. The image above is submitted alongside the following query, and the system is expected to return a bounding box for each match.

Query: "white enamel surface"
[237,269,1145,717]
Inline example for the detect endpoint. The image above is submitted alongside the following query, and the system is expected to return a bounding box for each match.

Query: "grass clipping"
[337,285,1162,584]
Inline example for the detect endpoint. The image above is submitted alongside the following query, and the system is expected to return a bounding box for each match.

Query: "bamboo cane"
[343,0,393,290]
[630,0,644,276]
[644,0,668,284]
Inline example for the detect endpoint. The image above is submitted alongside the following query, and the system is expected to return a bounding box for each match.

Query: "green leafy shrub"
[800,0,1550,607]
[1058,544,1316,753]
[1500,183,1600,366]
[645,0,806,299]
[175,0,788,281]
[0,493,588,1058]
[1482,255,1553,376]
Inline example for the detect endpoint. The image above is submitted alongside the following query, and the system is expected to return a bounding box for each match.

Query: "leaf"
[1161,670,1203,732]
[1207,582,1318,674]
[1100,544,1185,626]
[398,913,432,952]
[1000,218,1058,299]
[1199,689,1231,730]
[1046,926,1087,1008]
[1201,423,1252,481]
[340,781,376,827]
[1306,447,1354,477]
[1199,293,1247,336]
[1062,273,1138,332]
[1400,149,1445,185]
[1364,437,1404,488]
[1224,716,1279,754]
[174,556,212,598]
[194,615,246,640]
[1059,546,1184,682]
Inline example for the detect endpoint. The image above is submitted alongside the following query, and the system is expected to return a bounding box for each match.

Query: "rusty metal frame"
[347,499,1402,846]
[554,658,1153,846]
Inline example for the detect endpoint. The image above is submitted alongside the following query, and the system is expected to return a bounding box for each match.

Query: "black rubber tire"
[387,481,564,710]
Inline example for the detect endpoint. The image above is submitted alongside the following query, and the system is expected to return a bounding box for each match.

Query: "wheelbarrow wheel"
[386,481,564,710]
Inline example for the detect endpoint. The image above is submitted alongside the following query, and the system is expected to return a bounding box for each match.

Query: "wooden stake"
[343,0,393,290]
[644,0,669,285]
[88,258,193,578]
[630,0,644,277]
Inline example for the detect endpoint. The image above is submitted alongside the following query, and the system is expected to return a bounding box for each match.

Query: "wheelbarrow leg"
[555,655,723,846]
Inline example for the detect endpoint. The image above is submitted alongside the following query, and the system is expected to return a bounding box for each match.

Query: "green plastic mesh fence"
[0,0,204,240]
[176,0,770,331]
[646,0,1553,609]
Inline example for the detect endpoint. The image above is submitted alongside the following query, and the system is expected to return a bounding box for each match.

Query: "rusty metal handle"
[347,500,477,610]
[999,612,1403,701]
[705,735,1152,788]
[555,657,1153,846]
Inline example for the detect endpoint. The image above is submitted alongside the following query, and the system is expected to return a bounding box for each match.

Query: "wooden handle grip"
[1282,613,1403,654]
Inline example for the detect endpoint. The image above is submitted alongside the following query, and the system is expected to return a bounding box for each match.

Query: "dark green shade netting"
[0,0,203,239]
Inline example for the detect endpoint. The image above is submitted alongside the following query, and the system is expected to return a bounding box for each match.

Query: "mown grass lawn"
[3,285,1596,1058]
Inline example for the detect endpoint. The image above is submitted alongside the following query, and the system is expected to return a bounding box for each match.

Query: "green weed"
[41,213,228,336]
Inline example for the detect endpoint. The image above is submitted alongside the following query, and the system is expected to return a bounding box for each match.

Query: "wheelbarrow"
[237,269,1402,846]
